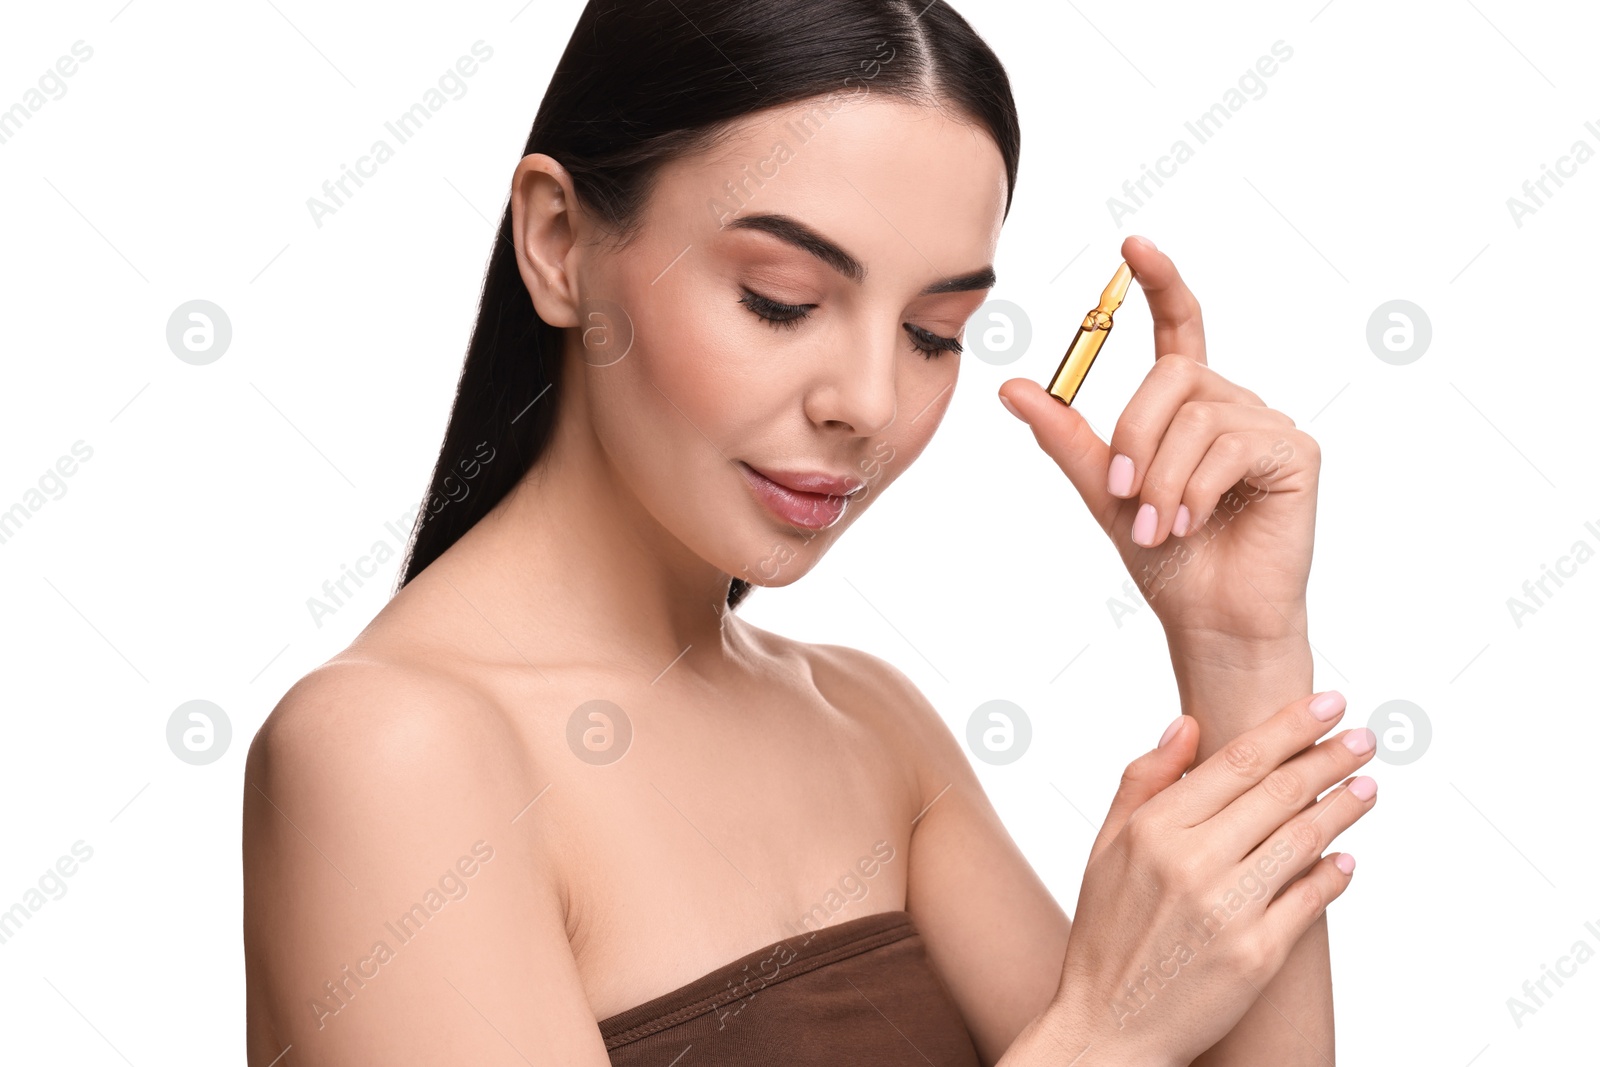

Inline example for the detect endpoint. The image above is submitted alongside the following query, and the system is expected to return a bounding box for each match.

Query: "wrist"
[1162,601,1309,658]
[1164,623,1314,763]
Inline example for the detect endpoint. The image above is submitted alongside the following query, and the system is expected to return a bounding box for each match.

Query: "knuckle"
[1154,352,1197,382]
[1287,818,1323,858]
[1121,806,1153,848]
[1260,765,1304,806]
[1175,400,1218,436]
[1293,876,1326,914]
[1231,930,1274,978]
[1162,849,1208,892]
[1221,737,1265,779]
[1112,414,1153,456]
[1292,429,1321,465]
[1119,759,1146,792]
[1219,432,1251,461]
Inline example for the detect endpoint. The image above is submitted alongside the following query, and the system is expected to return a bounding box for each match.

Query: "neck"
[407,357,751,683]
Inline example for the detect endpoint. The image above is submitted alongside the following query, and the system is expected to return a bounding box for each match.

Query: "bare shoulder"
[242,655,607,1064]
[248,654,532,800]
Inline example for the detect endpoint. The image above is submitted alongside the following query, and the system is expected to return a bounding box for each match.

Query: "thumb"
[998,378,1118,531]
[1088,715,1196,865]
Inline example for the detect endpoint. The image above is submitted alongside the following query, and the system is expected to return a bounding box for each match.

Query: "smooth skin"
[244,91,1364,1067]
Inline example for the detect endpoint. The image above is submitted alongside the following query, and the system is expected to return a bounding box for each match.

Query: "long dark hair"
[396,0,1020,609]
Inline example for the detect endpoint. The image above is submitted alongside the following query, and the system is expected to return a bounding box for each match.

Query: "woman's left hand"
[998,235,1321,649]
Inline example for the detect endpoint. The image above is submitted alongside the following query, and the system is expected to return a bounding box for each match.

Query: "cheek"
[879,361,956,474]
[576,280,773,545]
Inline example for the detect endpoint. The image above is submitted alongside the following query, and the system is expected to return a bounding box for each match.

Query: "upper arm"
[838,648,1072,1067]
[242,662,609,1066]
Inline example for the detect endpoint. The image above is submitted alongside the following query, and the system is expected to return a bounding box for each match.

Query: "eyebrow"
[723,213,997,297]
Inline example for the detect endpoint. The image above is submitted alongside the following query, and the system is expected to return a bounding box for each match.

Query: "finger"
[1154,691,1348,826]
[1168,429,1304,546]
[997,377,1119,531]
[1256,852,1357,976]
[1088,715,1197,867]
[1120,235,1208,366]
[1250,773,1376,901]
[1208,726,1378,861]
[1130,411,1297,548]
[1108,354,1269,504]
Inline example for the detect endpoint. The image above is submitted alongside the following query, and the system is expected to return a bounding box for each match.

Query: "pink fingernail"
[1347,776,1377,801]
[1131,235,1157,251]
[1343,728,1375,755]
[1308,690,1346,720]
[1107,454,1135,496]
[1132,503,1157,546]
[1172,504,1191,537]
[1334,853,1356,875]
[1158,715,1184,749]
[999,395,1025,422]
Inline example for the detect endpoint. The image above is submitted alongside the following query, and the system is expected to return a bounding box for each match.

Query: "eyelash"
[737,289,963,359]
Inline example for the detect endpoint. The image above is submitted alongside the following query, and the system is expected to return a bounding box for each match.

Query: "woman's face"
[554,93,1007,588]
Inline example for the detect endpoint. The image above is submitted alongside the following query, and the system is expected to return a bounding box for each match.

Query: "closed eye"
[738,289,962,359]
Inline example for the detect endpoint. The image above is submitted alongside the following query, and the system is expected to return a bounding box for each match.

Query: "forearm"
[993,999,1173,1067]
[1166,622,1336,1065]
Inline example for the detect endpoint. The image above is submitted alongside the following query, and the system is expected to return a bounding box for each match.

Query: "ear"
[509,153,582,329]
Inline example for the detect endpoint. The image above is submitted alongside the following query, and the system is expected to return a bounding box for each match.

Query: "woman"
[243,1,1376,1063]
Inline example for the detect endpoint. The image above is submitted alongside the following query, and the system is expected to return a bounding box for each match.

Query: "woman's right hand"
[1044,691,1376,1066]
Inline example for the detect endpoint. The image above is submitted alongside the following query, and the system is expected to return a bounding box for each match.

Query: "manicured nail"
[1308,690,1346,720]
[1172,504,1191,537]
[1343,728,1375,755]
[1334,853,1356,875]
[1131,235,1157,251]
[1347,775,1377,801]
[1132,503,1157,546]
[999,395,1025,422]
[1158,715,1184,748]
[1107,454,1134,496]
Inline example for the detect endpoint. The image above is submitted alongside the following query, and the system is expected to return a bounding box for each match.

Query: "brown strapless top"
[598,909,982,1065]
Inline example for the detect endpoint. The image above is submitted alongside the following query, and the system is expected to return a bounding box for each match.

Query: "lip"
[737,462,863,530]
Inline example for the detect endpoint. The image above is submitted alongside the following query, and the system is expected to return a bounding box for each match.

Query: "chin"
[718,520,839,589]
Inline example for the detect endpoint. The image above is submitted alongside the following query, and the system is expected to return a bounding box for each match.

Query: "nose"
[804,321,899,436]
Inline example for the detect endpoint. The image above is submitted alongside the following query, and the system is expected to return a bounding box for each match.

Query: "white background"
[2,0,1596,1062]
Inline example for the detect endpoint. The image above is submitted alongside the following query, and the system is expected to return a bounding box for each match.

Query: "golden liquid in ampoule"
[1046,261,1133,406]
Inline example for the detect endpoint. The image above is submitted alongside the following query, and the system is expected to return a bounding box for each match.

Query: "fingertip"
[1333,852,1356,876]
[1157,714,1185,750]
